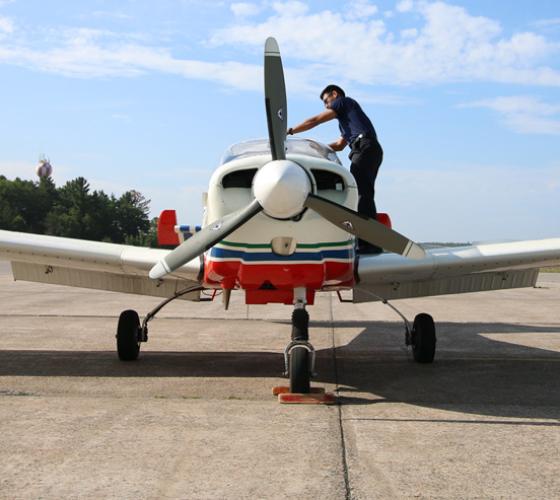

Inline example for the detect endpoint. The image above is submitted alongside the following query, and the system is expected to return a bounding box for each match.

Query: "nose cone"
[253,160,311,219]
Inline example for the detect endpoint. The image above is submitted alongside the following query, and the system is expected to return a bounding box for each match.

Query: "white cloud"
[90,11,133,21]
[210,1,560,87]
[230,2,261,18]
[400,27,417,39]
[396,0,414,13]
[464,96,560,115]
[532,18,560,29]
[345,1,378,21]
[0,1,559,94]
[461,96,560,135]
[0,26,263,89]
[0,15,13,34]
[272,1,308,17]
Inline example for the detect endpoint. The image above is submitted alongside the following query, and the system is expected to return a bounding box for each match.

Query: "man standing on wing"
[288,84,383,254]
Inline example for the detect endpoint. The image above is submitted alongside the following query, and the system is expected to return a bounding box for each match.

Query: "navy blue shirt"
[329,96,378,145]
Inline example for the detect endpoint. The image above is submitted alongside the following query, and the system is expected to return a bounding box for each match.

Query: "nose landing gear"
[276,287,335,404]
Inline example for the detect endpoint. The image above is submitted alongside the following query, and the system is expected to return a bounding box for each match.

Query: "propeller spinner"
[149,37,425,280]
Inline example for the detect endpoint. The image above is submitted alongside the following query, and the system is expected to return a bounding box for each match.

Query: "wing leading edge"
[355,238,560,302]
[0,230,202,300]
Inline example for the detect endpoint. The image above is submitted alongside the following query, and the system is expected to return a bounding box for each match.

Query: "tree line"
[0,175,157,246]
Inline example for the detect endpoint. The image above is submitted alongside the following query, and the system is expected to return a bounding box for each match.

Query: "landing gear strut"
[115,284,205,361]
[283,287,315,393]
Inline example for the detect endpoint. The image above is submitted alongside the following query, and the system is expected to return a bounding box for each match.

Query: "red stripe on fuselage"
[204,260,355,291]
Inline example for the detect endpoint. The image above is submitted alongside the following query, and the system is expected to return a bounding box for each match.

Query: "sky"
[0,0,559,242]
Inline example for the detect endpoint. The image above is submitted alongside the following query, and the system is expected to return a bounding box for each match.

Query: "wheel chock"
[272,386,325,395]
[272,386,336,404]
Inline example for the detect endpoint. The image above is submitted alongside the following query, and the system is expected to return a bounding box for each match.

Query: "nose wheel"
[287,308,313,393]
[282,288,315,394]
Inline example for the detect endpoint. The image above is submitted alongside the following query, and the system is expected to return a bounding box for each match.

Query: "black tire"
[117,310,140,361]
[411,313,436,363]
[289,346,310,393]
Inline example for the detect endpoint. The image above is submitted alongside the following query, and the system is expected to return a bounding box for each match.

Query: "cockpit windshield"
[220,138,342,165]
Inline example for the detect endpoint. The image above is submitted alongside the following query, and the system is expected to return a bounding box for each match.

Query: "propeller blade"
[264,37,287,161]
[305,194,426,259]
[149,200,263,279]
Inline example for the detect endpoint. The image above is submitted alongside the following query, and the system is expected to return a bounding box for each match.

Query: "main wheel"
[411,313,436,363]
[116,309,141,361]
[289,346,310,393]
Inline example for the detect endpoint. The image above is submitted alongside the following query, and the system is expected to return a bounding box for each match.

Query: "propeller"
[149,200,262,279]
[264,37,287,161]
[149,37,425,281]
[304,195,425,259]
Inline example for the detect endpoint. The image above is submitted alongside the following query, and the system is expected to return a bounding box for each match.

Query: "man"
[287,85,384,254]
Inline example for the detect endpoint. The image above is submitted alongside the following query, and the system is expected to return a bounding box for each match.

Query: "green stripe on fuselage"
[219,240,352,249]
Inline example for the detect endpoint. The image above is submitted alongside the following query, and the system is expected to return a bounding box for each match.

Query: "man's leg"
[350,141,383,253]
[350,141,382,218]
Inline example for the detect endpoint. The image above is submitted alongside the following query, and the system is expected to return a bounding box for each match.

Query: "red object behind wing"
[157,210,180,246]
[377,213,392,229]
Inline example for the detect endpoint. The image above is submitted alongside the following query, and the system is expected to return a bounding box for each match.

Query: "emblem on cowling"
[277,108,283,120]
[342,221,354,233]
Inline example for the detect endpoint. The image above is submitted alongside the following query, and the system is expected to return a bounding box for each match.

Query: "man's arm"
[328,136,347,152]
[288,109,337,134]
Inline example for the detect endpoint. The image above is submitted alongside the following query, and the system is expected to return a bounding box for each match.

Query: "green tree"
[45,177,91,238]
[0,175,52,233]
[113,190,151,243]
[0,175,155,246]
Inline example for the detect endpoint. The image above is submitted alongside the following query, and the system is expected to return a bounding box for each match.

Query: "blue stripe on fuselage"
[209,247,353,261]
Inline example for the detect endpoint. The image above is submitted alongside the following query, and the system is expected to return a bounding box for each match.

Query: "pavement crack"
[330,293,353,500]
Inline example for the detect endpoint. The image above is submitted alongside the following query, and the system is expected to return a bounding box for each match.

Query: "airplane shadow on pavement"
[0,320,559,421]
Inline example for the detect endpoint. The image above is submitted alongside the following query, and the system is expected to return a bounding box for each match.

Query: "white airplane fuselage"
[201,140,359,304]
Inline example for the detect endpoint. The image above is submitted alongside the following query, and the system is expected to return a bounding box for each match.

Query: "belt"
[350,133,374,148]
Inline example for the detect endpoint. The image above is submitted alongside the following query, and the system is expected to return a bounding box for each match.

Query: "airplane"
[1,37,560,397]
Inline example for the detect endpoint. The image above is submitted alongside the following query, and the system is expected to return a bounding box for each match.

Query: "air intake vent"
[222,168,258,188]
[311,169,345,191]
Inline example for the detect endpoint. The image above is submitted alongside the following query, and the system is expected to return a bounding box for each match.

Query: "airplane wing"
[0,230,203,301]
[355,238,560,302]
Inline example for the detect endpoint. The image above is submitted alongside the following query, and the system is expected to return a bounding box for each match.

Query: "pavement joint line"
[342,418,560,426]
[329,293,353,500]
[0,314,285,321]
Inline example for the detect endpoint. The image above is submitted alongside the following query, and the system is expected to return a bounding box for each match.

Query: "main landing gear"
[393,305,436,363]
[386,299,436,363]
[352,288,437,363]
[115,284,205,361]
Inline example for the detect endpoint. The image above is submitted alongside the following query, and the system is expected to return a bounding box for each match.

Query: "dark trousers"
[349,137,383,220]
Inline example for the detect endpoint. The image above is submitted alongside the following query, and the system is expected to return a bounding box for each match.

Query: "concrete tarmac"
[0,259,559,499]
